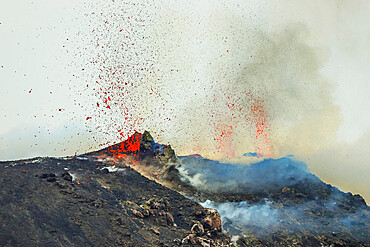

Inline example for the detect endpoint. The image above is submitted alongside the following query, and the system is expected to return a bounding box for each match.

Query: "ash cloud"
[144,13,340,160]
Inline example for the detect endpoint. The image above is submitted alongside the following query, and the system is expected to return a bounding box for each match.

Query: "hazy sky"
[1,0,369,201]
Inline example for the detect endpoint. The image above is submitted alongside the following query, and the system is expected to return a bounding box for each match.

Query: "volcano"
[0,132,369,247]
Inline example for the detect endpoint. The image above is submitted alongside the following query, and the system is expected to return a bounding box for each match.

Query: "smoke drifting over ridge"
[201,198,369,242]
[176,155,320,193]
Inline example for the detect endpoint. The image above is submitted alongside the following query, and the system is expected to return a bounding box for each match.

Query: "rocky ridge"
[0,132,231,246]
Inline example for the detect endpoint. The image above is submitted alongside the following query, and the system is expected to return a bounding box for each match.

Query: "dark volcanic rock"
[0,156,231,247]
[61,171,73,181]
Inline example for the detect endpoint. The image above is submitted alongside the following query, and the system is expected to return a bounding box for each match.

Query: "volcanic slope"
[0,133,231,247]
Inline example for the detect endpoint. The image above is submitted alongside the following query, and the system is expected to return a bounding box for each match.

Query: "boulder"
[150,227,160,235]
[158,210,174,226]
[132,209,144,218]
[61,171,73,181]
[191,221,204,236]
[203,208,222,232]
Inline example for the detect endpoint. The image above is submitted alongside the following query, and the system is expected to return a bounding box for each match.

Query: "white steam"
[201,199,279,230]
[177,155,319,193]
